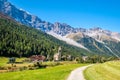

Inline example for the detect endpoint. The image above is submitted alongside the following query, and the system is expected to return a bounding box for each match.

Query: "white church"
[53,46,62,61]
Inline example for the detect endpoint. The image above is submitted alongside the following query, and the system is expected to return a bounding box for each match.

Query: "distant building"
[82,56,88,61]
[53,46,62,61]
[30,55,46,62]
[61,55,72,61]
[67,55,72,61]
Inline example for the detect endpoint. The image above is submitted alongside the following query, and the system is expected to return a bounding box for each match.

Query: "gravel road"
[67,65,92,80]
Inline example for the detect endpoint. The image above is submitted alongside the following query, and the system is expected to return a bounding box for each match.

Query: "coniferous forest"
[0,17,92,58]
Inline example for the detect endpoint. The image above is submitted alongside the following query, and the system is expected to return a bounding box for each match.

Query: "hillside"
[0,13,93,58]
[66,28,120,58]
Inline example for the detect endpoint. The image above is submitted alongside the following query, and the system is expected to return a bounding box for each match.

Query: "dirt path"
[67,65,92,80]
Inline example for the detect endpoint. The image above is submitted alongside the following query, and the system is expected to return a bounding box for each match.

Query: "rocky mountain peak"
[90,27,102,31]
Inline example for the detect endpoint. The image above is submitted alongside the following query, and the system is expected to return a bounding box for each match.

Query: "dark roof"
[30,55,46,61]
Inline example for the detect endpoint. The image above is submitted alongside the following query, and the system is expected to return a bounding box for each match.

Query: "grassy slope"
[0,57,8,66]
[0,63,87,80]
[84,61,120,80]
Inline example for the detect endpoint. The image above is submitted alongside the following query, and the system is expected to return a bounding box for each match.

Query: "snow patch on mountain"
[20,8,31,15]
[47,31,89,50]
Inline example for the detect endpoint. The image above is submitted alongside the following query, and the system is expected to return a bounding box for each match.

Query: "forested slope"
[0,14,91,58]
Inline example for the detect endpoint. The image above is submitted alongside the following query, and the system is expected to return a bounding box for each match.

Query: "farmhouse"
[82,56,88,61]
[30,55,46,62]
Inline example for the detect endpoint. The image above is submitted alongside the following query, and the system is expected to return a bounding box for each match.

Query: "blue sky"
[9,0,120,32]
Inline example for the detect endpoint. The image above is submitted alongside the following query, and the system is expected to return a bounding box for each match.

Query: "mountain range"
[0,0,120,58]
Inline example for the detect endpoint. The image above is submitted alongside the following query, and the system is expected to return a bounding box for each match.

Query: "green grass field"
[0,63,87,80]
[84,61,120,80]
[0,57,88,80]
[0,57,27,67]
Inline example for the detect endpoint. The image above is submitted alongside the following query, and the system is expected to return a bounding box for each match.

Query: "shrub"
[28,67,36,70]
[0,66,5,70]
[19,66,28,71]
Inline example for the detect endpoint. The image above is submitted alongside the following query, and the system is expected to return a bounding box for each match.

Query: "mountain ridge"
[0,0,120,58]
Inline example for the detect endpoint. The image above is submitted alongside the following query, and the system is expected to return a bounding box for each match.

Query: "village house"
[30,55,46,62]
[82,56,88,61]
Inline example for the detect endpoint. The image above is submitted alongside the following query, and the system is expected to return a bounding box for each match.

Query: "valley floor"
[0,57,88,80]
[1,57,120,80]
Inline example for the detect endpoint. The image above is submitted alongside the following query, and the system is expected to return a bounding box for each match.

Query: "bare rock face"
[0,0,43,28]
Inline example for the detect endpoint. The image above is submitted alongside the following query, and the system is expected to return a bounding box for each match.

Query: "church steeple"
[58,46,62,53]
[53,46,62,61]
[58,46,62,60]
